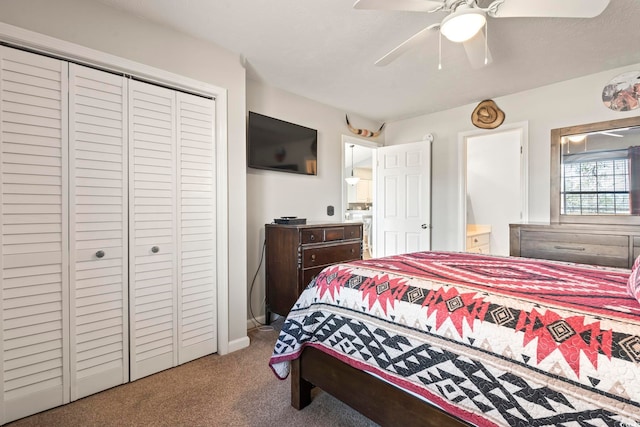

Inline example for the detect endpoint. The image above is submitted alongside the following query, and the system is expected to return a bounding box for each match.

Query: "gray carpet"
[7,323,378,427]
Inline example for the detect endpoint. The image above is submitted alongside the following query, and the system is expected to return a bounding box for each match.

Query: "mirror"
[551,116,640,225]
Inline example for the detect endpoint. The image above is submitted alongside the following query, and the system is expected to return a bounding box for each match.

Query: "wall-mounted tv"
[247,111,318,175]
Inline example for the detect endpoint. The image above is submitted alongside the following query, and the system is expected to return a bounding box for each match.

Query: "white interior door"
[176,92,217,363]
[129,80,178,380]
[0,46,70,424]
[68,63,129,399]
[375,140,431,257]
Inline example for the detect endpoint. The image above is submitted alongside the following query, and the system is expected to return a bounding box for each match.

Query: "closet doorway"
[459,123,528,256]
[0,31,227,424]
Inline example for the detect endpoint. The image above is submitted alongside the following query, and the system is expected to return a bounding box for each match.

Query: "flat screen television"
[247,112,317,175]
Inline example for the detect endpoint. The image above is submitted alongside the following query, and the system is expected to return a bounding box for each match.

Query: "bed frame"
[291,347,469,426]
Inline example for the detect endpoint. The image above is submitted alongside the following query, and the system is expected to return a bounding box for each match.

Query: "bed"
[269,251,640,426]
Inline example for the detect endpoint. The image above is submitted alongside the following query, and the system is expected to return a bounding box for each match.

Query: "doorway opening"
[342,136,379,259]
[458,123,528,255]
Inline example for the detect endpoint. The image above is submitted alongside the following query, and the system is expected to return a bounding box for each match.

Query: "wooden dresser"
[265,222,363,323]
[510,223,640,268]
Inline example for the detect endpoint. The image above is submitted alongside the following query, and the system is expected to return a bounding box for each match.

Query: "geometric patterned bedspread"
[269,252,640,426]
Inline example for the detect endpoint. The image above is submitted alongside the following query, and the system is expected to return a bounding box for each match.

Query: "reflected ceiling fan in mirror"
[354,0,611,68]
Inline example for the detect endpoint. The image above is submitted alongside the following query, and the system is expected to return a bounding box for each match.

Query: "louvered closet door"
[129,80,177,380]
[0,47,69,424]
[68,64,128,399]
[176,93,216,364]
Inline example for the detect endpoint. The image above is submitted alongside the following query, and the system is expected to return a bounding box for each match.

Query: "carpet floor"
[6,322,378,427]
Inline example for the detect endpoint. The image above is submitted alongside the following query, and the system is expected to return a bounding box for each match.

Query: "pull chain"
[438,30,442,70]
[484,21,488,65]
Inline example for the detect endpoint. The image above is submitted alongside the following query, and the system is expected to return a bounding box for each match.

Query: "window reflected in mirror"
[560,126,640,216]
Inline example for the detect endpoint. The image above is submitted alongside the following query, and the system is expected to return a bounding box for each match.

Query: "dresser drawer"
[301,228,324,244]
[301,266,326,291]
[467,233,490,249]
[467,244,490,254]
[343,225,362,240]
[520,230,628,268]
[302,242,361,268]
[301,225,362,244]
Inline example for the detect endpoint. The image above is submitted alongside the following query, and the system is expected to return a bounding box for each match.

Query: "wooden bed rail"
[291,347,469,426]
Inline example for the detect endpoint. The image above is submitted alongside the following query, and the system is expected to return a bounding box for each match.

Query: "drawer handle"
[351,248,355,254]
[310,235,315,241]
[311,254,316,261]
[473,238,478,243]
[151,246,160,253]
[554,245,585,251]
[95,250,105,259]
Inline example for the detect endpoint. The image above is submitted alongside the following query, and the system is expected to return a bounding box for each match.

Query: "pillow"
[627,255,640,303]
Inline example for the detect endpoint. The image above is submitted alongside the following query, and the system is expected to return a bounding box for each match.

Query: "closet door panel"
[0,47,69,424]
[129,80,177,380]
[176,93,216,364]
[68,64,128,400]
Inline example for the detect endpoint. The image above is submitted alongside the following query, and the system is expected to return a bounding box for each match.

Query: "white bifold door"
[129,80,217,381]
[68,63,129,400]
[0,45,70,424]
[0,50,130,423]
[1,46,217,424]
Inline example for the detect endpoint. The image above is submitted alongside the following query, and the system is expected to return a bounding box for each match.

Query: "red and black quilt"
[269,251,640,426]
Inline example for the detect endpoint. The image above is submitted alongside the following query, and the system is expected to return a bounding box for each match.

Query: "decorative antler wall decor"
[345,114,385,138]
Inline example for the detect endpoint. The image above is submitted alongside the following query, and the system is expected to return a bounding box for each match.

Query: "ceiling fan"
[354,0,611,68]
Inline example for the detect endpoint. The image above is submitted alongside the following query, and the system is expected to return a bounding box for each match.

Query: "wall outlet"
[327,205,334,216]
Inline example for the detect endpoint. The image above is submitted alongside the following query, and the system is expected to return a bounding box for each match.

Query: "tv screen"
[247,112,317,175]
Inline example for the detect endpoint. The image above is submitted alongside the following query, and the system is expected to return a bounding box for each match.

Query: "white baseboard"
[226,335,250,354]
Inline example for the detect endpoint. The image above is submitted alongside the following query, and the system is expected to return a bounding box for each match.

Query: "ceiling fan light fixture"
[440,9,486,43]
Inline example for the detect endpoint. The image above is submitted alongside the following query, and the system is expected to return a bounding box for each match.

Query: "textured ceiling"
[92,0,640,122]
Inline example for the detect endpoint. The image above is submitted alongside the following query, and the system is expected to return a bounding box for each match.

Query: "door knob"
[151,246,160,253]
[421,224,428,229]
[96,250,105,258]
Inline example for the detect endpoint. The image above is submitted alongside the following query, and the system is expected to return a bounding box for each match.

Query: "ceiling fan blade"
[354,0,443,12]
[489,0,610,18]
[375,25,438,66]
[463,30,492,69]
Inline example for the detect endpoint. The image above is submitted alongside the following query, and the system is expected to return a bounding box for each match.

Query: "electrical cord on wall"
[249,239,273,332]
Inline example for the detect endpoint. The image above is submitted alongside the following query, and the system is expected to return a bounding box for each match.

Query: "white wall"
[0,0,249,348]
[385,63,640,251]
[246,79,382,324]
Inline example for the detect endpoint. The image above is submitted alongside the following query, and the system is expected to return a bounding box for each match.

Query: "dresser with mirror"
[511,115,640,268]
